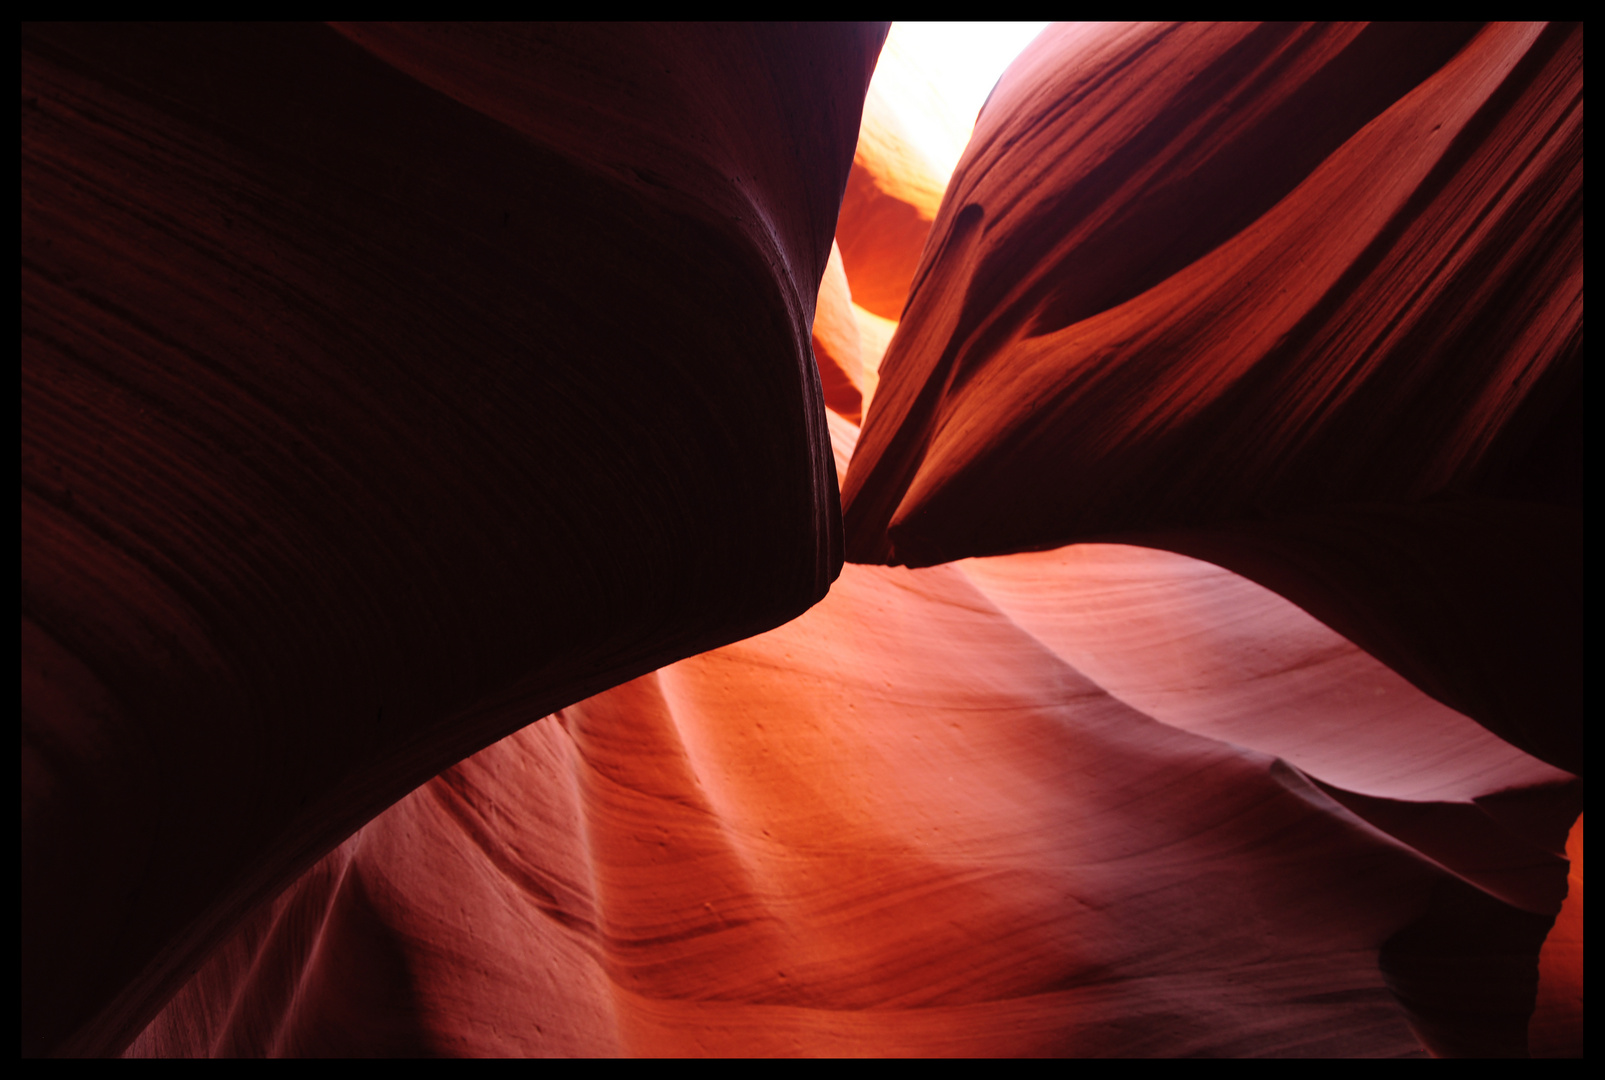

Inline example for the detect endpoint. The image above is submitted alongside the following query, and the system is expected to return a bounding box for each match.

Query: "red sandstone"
[21,22,1581,1058]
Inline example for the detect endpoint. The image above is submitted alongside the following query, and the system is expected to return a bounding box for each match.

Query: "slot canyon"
[21,22,1582,1057]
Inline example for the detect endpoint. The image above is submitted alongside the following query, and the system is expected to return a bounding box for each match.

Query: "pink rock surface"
[25,21,1581,1058]
[957,545,1567,805]
[138,559,1501,1057]
[840,23,1582,780]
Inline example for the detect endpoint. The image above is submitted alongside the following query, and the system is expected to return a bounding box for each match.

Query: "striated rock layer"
[832,24,1584,1052]
[22,22,880,1056]
[842,22,1582,771]
[845,22,1583,553]
[25,20,1582,1058]
[132,550,1576,1057]
[125,552,1540,1059]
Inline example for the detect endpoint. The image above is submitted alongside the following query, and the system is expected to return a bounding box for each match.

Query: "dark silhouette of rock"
[22,22,879,1056]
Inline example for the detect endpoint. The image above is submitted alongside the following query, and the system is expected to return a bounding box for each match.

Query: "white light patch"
[874,22,1052,189]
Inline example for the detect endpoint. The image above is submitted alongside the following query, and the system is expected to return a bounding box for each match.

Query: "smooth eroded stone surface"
[957,543,1580,918]
[135,557,1532,1057]
[844,22,1580,559]
[841,21,1582,779]
[831,27,957,322]
[811,241,866,423]
[958,545,1568,804]
[26,21,1582,1059]
[22,21,883,1056]
[1131,501,1583,778]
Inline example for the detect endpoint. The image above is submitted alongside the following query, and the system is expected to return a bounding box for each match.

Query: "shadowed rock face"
[22,22,1581,1058]
[22,22,877,1057]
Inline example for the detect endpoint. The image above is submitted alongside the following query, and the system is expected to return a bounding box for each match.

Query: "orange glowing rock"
[845,22,1581,567]
[140,557,1527,1057]
[831,27,957,322]
[841,13,1583,859]
[849,303,897,417]
[24,20,1582,1060]
[811,241,866,424]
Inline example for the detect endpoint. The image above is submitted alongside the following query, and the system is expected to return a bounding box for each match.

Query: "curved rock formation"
[22,22,879,1057]
[831,25,954,323]
[841,21,1583,770]
[811,241,867,424]
[137,556,1517,1057]
[24,21,1581,1058]
[845,23,1581,553]
[833,25,1584,1052]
